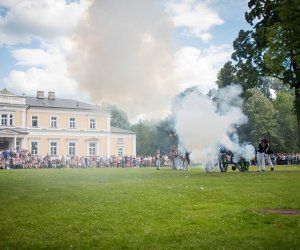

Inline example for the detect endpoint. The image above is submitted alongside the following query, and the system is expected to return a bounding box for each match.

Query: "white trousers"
[257,152,265,171]
[156,159,161,168]
[265,154,273,167]
[205,159,215,173]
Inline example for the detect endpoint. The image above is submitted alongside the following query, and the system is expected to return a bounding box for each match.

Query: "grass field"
[0,166,300,249]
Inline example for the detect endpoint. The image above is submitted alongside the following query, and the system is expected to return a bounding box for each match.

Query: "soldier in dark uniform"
[263,138,274,171]
[257,139,266,171]
[180,151,190,171]
[185,151,190,165]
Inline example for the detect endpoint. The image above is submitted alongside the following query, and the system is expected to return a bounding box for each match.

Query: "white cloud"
[4,38,89,100]
[165,0,224,42]
[1,0,90,101]
[174,44,232,92]
[0,0,90,45]
[12,49,57,67]
[4,63,84,101]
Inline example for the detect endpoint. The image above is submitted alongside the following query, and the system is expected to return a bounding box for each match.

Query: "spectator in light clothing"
[155,149,161,170]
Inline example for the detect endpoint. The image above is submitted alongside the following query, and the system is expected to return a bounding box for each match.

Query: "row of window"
[32,116,97,129]
[31,141,124,156]
[1,113,98,129]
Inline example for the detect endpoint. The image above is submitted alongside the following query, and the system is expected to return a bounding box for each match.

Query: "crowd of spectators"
[248,153,300,166]
[1,149,300,169]
[0,149,171,169]
[273,152,300,165]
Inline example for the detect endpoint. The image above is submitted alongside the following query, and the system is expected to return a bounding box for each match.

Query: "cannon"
[218,148,250,172]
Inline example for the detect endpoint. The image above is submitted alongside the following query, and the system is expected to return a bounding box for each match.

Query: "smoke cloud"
[173,84,255,164]
[68,0,180,119]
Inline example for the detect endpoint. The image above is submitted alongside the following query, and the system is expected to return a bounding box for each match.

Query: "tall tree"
[110,105,131,130]
[273,91,298,152]
[216,61,238,88]
[242,88,280,149]
[233,0,300,145]
[153,117,178,154]
[131,120,155,156]
[231,30,266,94]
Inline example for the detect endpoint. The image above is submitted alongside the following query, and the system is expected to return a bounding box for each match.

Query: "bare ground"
[257,208,300,215]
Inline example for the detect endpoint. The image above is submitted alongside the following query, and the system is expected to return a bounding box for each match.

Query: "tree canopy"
[110,105,131,130]
[218,0,300,147]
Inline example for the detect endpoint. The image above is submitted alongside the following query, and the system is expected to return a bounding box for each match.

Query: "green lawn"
[0,166,299,249]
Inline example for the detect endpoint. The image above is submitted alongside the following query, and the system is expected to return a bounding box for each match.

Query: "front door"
[0,141,9,150]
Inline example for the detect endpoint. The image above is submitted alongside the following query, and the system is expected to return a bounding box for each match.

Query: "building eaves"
[111,126,135,134]
[0,127,28,135]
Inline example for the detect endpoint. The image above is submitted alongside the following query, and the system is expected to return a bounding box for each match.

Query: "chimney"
[48,91,55,100]
[37,91,44,99]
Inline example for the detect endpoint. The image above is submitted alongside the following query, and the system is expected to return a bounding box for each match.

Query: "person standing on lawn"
[263,138,274,171]
[183,151,191,171]
[155,148,161,170]
[257,139,266,172]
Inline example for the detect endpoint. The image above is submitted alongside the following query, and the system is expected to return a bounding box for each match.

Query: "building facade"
[0,89,136,158]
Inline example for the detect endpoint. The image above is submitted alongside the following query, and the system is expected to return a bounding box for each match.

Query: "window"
[31,142,38,155]
[69,142,76,156]
[89,118,96,129]
[89,142,96,156]
[1,114,13,126]
[69,118,76,128]
[50,117,57,128]
[117,138,123,144]
[118,148,123,156]
[32,116,38,127]
[1,114,7,125]
[50,142,57,155]
[16,141,20,151]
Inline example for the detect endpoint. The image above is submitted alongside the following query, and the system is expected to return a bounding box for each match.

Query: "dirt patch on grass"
[257,208,300,215]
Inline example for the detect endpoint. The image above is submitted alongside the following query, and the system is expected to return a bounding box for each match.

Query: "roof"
[111,126,135,134]
[0,88,14,96]
[0,89,109,111]
[26,96,100,110]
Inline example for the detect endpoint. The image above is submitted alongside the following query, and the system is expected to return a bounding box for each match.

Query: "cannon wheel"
[219,162,228,172]
[219,154,228,172]
[241,161,250,172]
[232,161,250,172]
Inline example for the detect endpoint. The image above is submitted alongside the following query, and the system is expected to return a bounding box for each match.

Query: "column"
[13,137,17,150]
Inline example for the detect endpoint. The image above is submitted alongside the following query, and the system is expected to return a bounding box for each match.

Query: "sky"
[0,0,250,121]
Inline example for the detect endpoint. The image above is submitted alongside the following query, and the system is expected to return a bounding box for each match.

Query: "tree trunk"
[295,84,300,149]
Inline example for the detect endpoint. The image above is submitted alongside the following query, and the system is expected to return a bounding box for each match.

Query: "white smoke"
[173,84,255,164]
[68,0,180,119]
